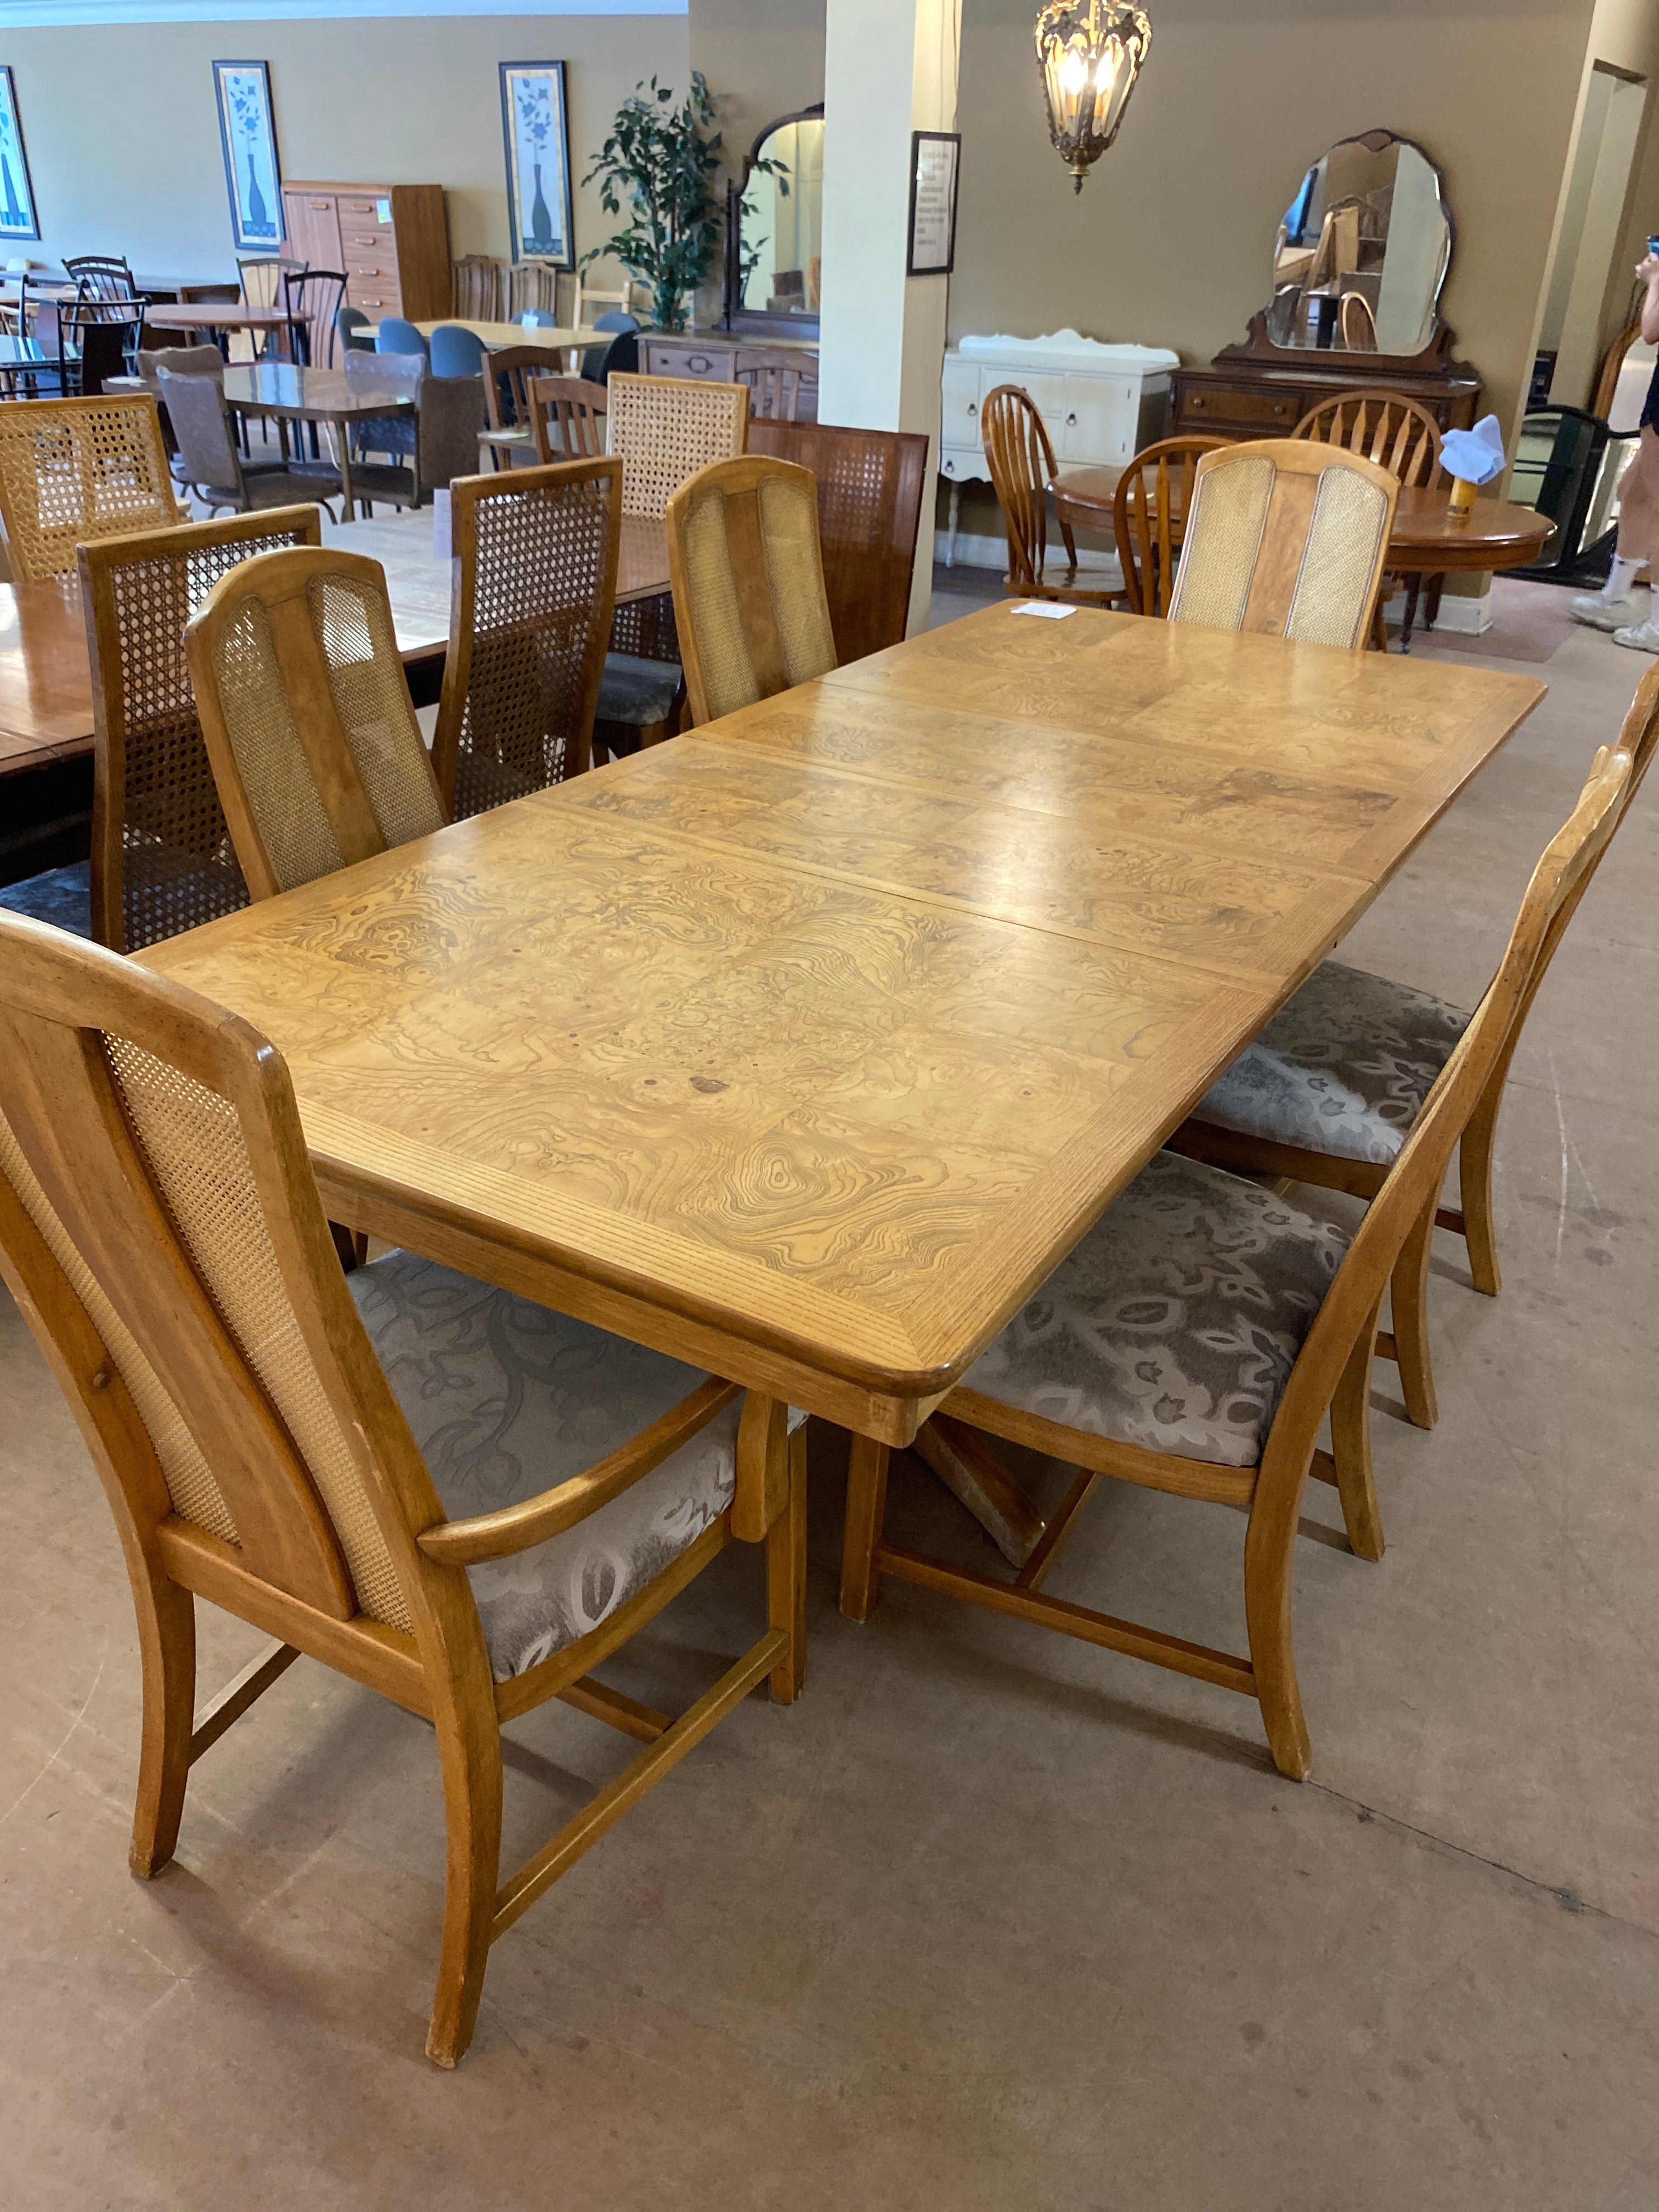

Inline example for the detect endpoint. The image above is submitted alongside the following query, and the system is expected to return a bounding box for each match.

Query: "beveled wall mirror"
[1264,129,1452,357]
[721,105,823,334]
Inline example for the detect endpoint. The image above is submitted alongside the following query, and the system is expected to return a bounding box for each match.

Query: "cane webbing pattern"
[0,1103,240,1544]
[210,597,347,893]
[608,590,679,664]
[679,484,760,722]
[607,373,747,520]
[103,1037,412,1632]
[1169,453,1274,635]
[1285,466,1391,650]
[307,572,443,849]
[452,476,614,819]
[0,399,178,581]
[758,475,837,686]
[100,524,314,952]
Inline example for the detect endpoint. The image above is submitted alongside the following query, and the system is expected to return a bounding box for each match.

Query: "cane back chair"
[433,459,621,817]
[1172,660,1659,1432]
[78,506,325,951]
[1294,390,1446,642]
[0,915,806,2066]
[749,420,928,664]
[184,545,445,900]
[980,382,1115,606]
[840,747,1634,1781]
[1111,436,1227,618]
[1168,438,1399,650]
[666,454,838,726]
[0,394,180,581]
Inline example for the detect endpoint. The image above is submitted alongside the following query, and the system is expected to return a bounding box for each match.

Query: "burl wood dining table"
[137,604,1545,1550]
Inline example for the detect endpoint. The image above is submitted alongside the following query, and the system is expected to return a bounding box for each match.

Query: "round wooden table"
[1051,468,1554,650]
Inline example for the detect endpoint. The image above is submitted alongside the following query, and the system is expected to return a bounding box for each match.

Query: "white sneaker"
[1612,615,1659,653]
[1571,591,1638,630]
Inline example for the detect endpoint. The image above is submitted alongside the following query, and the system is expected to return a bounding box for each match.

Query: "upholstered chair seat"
[597,651,685,729]
[962,1151,1351,1470]
[351,1250,746,1681]
[1192,960,1472,1168]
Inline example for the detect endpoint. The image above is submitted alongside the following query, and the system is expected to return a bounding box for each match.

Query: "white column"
[818,0,962,633]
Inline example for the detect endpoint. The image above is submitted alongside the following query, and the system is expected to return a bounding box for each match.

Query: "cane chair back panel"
[0,395,179,580]
[185,547,444,900]
[527,375,609,463]
[748,420,928,664]
[1293,389,1444,489]
[1168,439,1398,650]
[78,507,325,953]
[980,383,1061,594]
[667,455,837,726]
[1111,436,1227,619]
[434,459,622,817]
[605,372,749,520]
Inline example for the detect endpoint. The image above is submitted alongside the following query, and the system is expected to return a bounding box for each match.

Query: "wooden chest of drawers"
[1171,359,1481,442]
[279,182,450,324]
[642,334,820,422]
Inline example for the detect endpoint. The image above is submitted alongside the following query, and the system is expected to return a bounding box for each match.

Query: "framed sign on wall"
[500,60,574,268]
[212,59,282,252]
[907,129,961,277]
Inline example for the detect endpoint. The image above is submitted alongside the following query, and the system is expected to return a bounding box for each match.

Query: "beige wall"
[3,14,687,286]
[688,0,825,185]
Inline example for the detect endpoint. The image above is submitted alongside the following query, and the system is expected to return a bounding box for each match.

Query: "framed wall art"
[907,129,961,277]
[500,60,573,267]
[212,59,282,253]
[0,68,38,242]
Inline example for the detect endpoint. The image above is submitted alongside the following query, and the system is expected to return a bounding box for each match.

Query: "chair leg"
[768,1427,809,1702]
[425,1699,504,2070]
[839,1435,890,1623]
[1389,1197,1440,1430]
[1331,1300,1386,1562]
[129,1575,196,1878]
[1242,1465,1313,1781]
[1458,1093,1503,1297]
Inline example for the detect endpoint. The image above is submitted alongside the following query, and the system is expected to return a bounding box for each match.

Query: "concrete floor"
[4,589,1658,2208]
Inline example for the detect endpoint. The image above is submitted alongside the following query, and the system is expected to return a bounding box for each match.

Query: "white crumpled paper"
[1440,414,1506,487]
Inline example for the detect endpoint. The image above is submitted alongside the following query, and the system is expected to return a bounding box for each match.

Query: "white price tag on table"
[1012,601,1077,619]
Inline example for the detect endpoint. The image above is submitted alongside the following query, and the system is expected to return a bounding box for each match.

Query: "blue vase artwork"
[514,75,562,258]
[531,162,553,252]
[0,69,37,240]
[221,65,279,246]
[246,150,267,235]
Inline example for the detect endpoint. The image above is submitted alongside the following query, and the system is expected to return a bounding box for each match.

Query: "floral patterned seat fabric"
[962,1153,1351,1470]
[1192,960,1472,1168]
[350,1251,741,1682]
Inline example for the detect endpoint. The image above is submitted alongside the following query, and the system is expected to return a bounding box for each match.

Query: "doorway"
[1541,65,1649,409]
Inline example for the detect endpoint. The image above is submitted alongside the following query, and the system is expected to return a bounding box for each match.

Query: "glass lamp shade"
[1034,0,1152,193]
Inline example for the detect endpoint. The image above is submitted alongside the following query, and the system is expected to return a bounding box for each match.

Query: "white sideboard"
[939,329,1181,565]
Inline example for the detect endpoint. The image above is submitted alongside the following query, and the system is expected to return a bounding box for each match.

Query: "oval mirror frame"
[721,103,825,336]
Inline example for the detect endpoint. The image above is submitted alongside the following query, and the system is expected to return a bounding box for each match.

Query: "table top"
[137,602,1545,1443]
[407,320,608,351]
[1053,467,1554,570]
[149,306,300,332]
[223,363,416,419]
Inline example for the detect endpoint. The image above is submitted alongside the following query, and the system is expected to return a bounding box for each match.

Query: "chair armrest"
[416,1376,741,1568]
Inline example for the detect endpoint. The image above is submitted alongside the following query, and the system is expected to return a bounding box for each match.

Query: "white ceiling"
[0,0,686,21]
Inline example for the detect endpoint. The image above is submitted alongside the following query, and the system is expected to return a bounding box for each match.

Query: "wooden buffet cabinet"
[1170,311,1481,441]
[642,334,820,421]
[279,182,451,324]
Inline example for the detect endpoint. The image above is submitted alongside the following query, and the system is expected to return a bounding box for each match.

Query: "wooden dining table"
[136,603,1545,1491]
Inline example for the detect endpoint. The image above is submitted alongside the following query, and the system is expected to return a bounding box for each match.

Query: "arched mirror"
[722,105,823,334]
[1264,130,1452,357]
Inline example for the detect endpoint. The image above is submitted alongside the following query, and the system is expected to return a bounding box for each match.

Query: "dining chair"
[665,454,838,726]
[236,255,307,360]
[505,259,560,320]
[157,367,342,519]
[375,316,430,360]
[0,912,806,2068]
[133,344,225,473]
[282,269,348,369]
[1171,661,1659,1432]
[736,348,811,423]
[183,544,447,899]
[430,324,489,380]
[840,745,1635,1781]
[451,252,505,321]
[1340,292,1379,352]
[478,344,554,469]
[337,306,375,354]
[572,276,651,326]
[580,315,640,387]
[1110,436,1227,617]
[748,420,928,663]
[1294,390,1447,642]
[432,458,621,817]
[980,382,1115,605]
[527,374,608,462]
[341,352,486,513]
[58,279,146,397]
[0,394,181,582]
[342,345,420,480]
[1167,439,1399,650]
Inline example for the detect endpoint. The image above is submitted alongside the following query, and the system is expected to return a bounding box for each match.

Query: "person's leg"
[1575,426,1659,630]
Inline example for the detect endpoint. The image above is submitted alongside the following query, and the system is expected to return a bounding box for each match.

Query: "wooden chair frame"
[839,747,1635,1780]
[431,458,622,811]
[527,374,610,464]
[0,917,806,2067]
[980,382,1115,607]
[1170,661,1659,1431]
[184,544,447,901]
[605,371,751,521]
[477,343,555,471]
[665,453,836,727]
[747,420,929,665]
[1293,391,1446,644]
[0,392,180,582]
[1111,436,1227,617]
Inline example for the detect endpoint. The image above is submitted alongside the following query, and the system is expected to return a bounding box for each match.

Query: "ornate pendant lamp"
[1034,0,1152,194]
